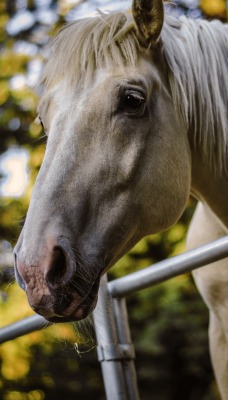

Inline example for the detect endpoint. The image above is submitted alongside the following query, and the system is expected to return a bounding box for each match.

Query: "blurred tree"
[0,1,227,399]
[200,0,227,18]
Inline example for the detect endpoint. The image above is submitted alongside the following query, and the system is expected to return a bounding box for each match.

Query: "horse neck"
[162,17,228,182]
[186,19,228,228]
[190,146,228,230]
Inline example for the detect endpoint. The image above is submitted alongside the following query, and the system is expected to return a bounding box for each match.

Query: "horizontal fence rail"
[0,236,228,344]
[108,235,228,298]
[0,315,52,344]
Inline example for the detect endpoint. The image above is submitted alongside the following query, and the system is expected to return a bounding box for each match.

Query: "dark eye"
[121,90,146,115]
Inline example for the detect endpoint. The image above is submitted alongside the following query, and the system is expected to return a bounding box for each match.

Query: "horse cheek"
[139,139,191,234]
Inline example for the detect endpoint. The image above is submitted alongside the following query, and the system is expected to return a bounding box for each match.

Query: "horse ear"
[132,0,164,46]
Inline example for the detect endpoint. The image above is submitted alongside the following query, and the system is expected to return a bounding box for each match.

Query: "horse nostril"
[46,246,75,289]
[14,252,26,291]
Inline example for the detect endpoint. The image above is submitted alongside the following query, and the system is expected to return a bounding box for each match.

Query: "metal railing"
[1,236,228,399]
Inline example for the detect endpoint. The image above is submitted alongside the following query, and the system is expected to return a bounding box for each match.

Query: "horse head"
[14,0,191,322]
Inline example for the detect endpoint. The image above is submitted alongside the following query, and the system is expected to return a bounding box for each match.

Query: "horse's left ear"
[132,0,164,46]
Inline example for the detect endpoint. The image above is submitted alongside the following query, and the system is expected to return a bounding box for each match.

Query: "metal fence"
[1,236,228,399]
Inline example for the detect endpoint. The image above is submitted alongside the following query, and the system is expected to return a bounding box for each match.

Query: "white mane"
[43,11,228,172]
[162,15,228,173]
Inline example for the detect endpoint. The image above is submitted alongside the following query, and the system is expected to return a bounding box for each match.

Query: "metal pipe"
[113,297,140,400]
[108,236,228,298]
[93,275,129,400]
[0,315,51,344]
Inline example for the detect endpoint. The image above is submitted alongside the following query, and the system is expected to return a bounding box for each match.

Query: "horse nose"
[45,243,76,290]
[14,237,76,291]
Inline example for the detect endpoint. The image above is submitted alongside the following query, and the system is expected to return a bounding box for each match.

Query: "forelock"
[42,11,140,88]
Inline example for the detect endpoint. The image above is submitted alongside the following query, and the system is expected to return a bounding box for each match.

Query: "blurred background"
[0,0,227,399]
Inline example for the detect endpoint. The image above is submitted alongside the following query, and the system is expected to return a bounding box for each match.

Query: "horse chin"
[45,297,98,323]
[33,289,99,323]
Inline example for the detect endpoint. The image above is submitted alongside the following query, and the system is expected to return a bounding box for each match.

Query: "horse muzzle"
[14,236,101,322]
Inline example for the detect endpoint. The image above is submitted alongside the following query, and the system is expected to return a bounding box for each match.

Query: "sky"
[0,148,29,198]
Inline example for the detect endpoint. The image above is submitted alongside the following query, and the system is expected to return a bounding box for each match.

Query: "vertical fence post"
[93,275,140,400]
[93,275,128,400]
[113,297,140,400]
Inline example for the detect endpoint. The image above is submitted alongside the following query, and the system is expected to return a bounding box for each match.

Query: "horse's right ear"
[132,0,164,46]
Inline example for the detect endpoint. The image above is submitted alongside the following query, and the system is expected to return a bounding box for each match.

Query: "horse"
[13,0,228,397]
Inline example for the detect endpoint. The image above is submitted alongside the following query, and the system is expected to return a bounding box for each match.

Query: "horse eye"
[121,91,145,115]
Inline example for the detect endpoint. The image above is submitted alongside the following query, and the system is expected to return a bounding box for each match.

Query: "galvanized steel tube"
[0,315,51,344]
[93,275,129,400]
[108,236,228,298]
[113,297,140,400]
